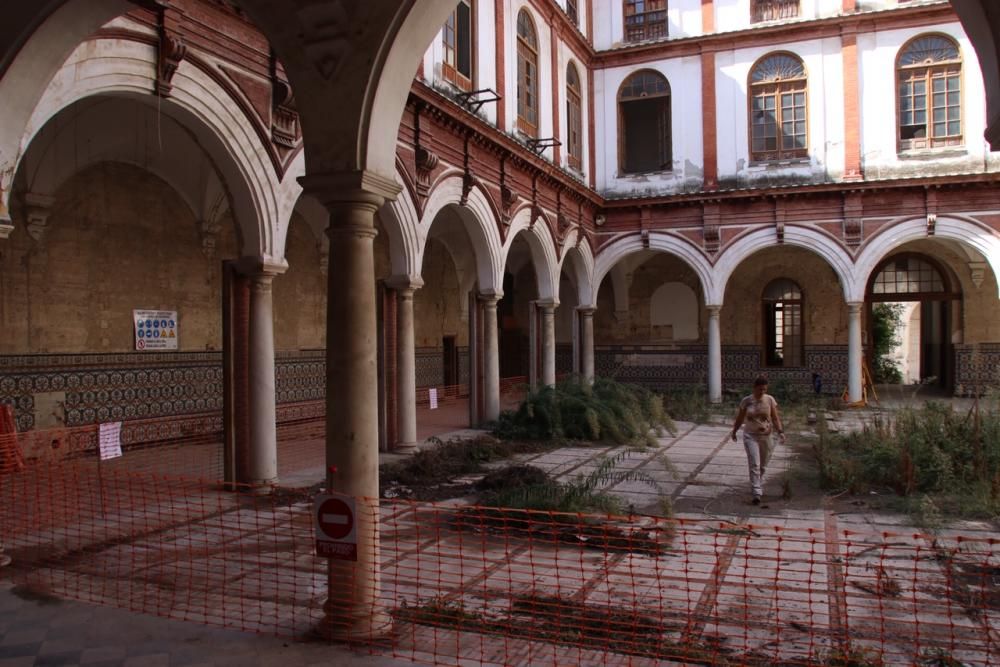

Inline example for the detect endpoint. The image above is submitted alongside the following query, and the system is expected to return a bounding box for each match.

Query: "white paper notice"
[428,388,439,410]
[99,421,123,460]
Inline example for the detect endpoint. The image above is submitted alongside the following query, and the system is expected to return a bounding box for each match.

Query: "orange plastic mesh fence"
[2,444,998,667]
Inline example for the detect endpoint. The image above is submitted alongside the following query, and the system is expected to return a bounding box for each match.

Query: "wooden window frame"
[896,34,963,153]
[618,70,672,175]
[442,0,475,92]
[567,63,583,171]
[566,0,579,26]
[624,0,668,43]
[762,279,804,369]
[748,52,808,162]
[516,9,539,137]
[750,0,800,24]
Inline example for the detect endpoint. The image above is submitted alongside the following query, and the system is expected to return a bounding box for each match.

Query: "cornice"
[593,1,956,69]
[409,80,603,206]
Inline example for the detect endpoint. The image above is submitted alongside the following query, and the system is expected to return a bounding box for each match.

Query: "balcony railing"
[751,0,800,23]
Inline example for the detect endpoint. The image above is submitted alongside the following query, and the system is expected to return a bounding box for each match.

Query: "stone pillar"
[541,301,557,386]
[481,293,501,421]
[848,302,863,403]
[707,305,722,404]
[389,277,422,453]
[300,170,400,641]
[247,268,281,487]
[578,307,596,382]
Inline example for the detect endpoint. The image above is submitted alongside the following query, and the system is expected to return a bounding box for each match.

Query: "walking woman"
[730,374,785,504]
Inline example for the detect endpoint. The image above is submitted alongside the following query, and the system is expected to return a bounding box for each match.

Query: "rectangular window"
[899,67,961,150]
[517,42,538,135]
[751,83,807,161]
[566,0,578,26]
[443,1,473,91]
[567,87,582,170]
[765,302,802,367]
[751,0,800,24]
[624,0,667,43]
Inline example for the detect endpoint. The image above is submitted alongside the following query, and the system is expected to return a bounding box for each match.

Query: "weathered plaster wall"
[273,215,325,351]
[414,237,468,347]
[720,246,847,345]
[1,163,237,355]
[594,253,704,343]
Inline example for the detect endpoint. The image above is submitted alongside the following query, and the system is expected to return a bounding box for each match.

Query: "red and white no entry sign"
[313,493,358,561]
[317,497,353,540]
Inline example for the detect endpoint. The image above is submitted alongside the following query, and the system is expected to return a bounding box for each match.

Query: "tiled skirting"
[0,350,326,432]
[595,344,851,395]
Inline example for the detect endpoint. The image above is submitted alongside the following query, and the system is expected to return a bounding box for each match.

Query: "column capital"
[537,298,559,312]
[298,170,401,210]
[478,290,503,305]
[386,275,424,292]
[847,301,864,313]
[237,256,288,278]
[576,306,597,316]
[707,304,722,315]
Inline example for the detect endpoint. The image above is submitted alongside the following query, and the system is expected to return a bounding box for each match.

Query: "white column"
[578,307,596,382]
[848,301,863,403]
[300,171,400,641]
[391,278,422,453]
[707,305,722,404]
[541,302,557,386]
[248,269,279,486]
[481,293,501,421]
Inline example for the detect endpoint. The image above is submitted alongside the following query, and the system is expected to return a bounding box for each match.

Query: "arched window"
[443,1,474,91]
[763,279,803,367]
[618,70,671,174]
[751,0,800,24]
[624,0,667,42]
[516,10,539,137]
[566,63,583,170]
[749,53,807,162]
[897,34,962,151]
[871,255,948,296]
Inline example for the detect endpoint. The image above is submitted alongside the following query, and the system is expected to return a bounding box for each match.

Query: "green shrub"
[813,402,1000,519]
[491,377,675,446]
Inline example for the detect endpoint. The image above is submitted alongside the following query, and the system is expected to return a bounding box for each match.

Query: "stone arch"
[853,215,1000,301]
[15,96,226,235]
[419,172,503,294]
[558,231,595,307]
[17,38,284,263]
[504,206,560,303]
[375,170,422,281]
[593,232,715,306]
[714,226,856,305]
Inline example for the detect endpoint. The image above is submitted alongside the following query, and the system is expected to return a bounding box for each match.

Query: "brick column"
[701,46,718,189]
[842,24,863,181]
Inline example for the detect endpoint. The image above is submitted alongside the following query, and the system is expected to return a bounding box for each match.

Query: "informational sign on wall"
[99,421,123,460]
[133,310,178,351]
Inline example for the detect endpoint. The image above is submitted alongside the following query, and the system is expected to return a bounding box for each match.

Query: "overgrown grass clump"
[491,377,674,446]
[814,402,1000,519]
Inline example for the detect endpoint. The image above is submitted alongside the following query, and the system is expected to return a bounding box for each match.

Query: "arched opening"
[866,252,962,391]
[618,70,671,174]
[500,232,540,386]
[594,250,706,390]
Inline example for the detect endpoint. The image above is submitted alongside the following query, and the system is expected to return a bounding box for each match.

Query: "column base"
[248,480,277,495]
[317,602,393,642]
[393,441,420,454]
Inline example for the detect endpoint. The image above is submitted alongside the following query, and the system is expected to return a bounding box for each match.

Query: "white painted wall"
[858,21,991,179]
[715,0,849,33]
[715,37,845,187]
[595,56,704,196]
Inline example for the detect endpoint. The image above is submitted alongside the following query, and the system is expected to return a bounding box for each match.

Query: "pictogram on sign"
[314,494,358,561]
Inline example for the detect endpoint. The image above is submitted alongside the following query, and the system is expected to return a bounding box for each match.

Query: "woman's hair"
[753,374,769,387]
